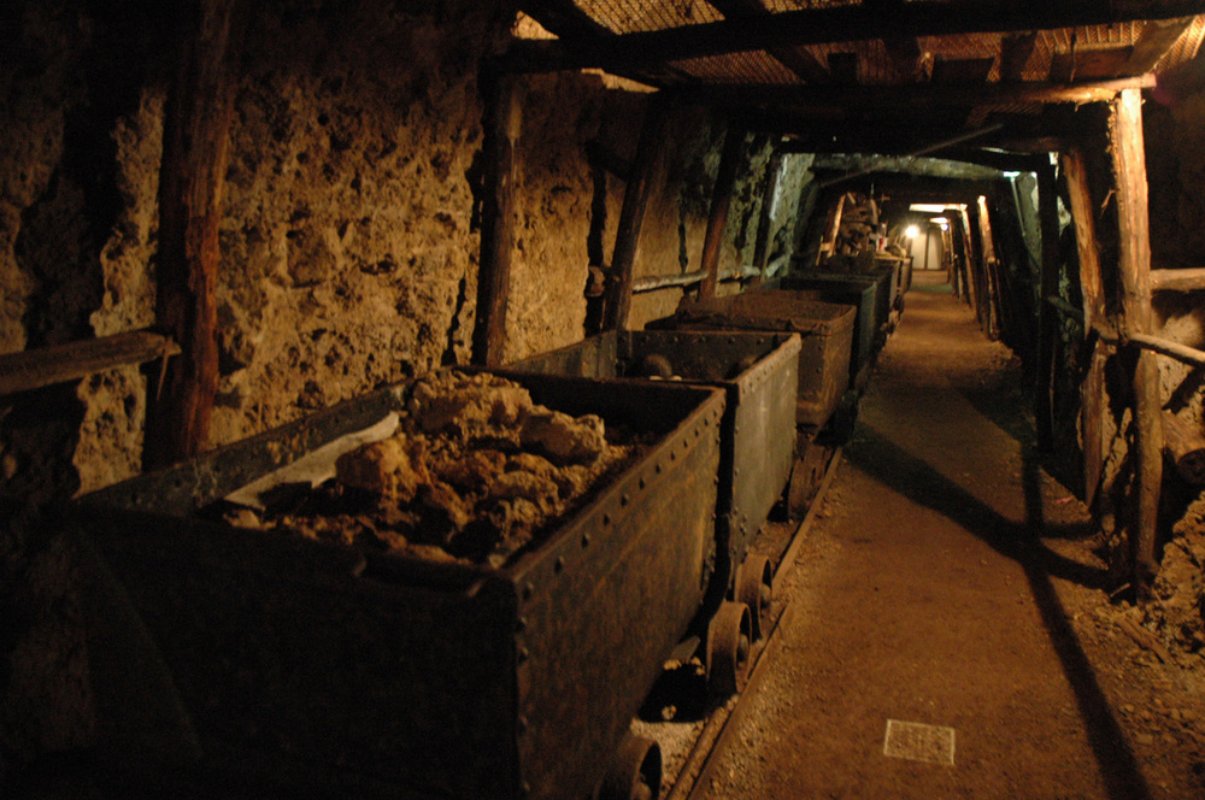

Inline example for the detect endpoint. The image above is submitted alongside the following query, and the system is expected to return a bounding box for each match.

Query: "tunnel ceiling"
[512,1,1205,153]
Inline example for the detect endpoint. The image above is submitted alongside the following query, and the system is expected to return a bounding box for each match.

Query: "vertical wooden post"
[604,99,670,332]
[1035,163,1060,452]
[977,195,1001,339]
[959,206,978,309]
[1062,147,1108,506]
[1111,87,1163,594]
[144,0,242,469]
[471,72,520,366]
[698,124,746,299]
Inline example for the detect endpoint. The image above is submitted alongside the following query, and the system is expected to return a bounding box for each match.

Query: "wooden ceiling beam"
[706,0,831,84]
[675,74,1154,111]
[501,1,1205,73]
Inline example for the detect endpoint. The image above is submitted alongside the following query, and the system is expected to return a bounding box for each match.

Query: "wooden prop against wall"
[699,124,746,299]
[472,71,520,367]
[603,98,671,332]
[144,0,243,470]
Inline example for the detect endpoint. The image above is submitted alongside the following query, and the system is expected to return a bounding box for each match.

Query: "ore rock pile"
[1146,493,1205,654]
[234,371,642,567]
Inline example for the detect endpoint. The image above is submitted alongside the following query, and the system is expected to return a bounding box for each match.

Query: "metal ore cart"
[74,371,726,800]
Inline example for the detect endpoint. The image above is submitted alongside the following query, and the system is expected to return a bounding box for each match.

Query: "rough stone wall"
[505,71,603,362]
[209,0,509,445]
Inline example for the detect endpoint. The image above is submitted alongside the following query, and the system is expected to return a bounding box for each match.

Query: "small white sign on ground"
[883,719,957,766]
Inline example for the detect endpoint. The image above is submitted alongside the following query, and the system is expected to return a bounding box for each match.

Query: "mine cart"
[509,330,800,639]
[74,372,726,800]
[753,281,877,389]
[775,267,895,351]
[651,293,856,433]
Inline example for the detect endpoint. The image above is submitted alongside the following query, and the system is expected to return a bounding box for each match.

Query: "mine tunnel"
[2,2,1205,799]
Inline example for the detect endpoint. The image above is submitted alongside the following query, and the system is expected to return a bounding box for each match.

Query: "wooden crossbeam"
[1151,267,1205,290]
[502,1,1205,73]
[0,332,180,397]
[672,75,1155,111]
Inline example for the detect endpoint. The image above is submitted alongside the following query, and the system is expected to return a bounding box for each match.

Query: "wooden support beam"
[1061,147,1108,506]
[699,125,746,299]
[1151,267,1205,291]
[1035,163,1061,452]
[472,73,520,367]
[144,0,242,470]
[1128,332,1205,368]
[673,75,1156,112]
[1110,87,1162,594]
[603,100,671,331]
[706,0,831,84]
[959,206,979,310]
[1061,149,1108,331]
[0,332,180,397]
[1124,16,1197,74]
[502,2,1205,73]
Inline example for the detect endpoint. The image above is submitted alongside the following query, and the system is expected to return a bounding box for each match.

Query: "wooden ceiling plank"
[1000,32,1039,81]
[707,0,832,83]
[502,1,1205,73]
[1124,16,1197,74]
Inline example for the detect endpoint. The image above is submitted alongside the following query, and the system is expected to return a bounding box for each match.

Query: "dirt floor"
[702,270,1205,800]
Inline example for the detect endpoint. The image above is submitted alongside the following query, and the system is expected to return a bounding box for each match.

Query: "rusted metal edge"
[668,446,844,800]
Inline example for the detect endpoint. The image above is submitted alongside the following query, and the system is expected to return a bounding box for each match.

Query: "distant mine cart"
[510,329,800,640]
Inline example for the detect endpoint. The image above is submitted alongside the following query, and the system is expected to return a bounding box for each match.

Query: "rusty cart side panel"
[650,294,855,431]
[81,513,520,799]
[486,375,724,800]
[76,373,725,800]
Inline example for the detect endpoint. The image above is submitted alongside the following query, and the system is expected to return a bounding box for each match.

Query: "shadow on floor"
[847,426,1151,800]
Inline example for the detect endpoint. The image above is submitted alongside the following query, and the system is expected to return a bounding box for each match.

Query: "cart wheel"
[706,601,751,698]
[599,732,661,800]
[735,555,773,640]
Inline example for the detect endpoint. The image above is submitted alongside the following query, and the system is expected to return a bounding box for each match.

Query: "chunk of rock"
[410,373,532,437]
[335,435,429,502]
[416,480,473,538]
[487,470,560,514]
[520,411,605,465]
[434,448,507,490]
